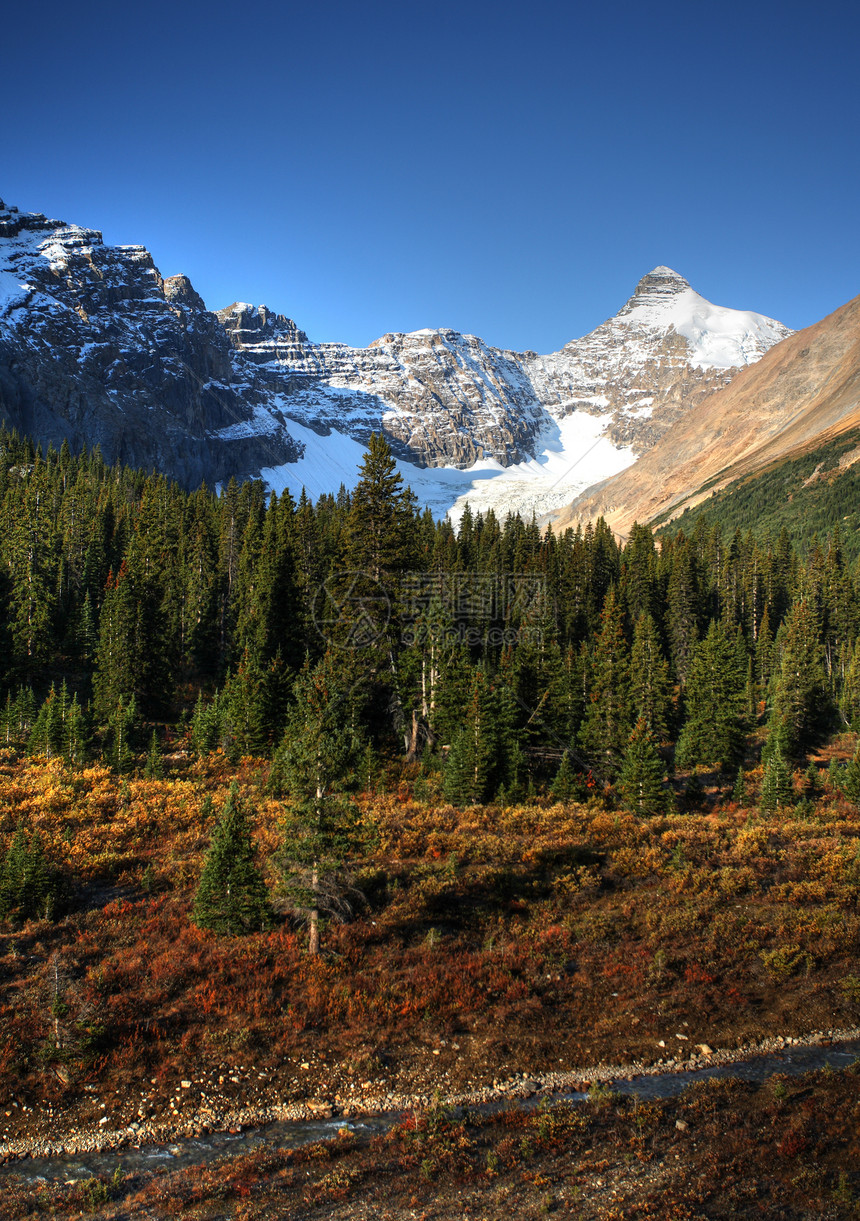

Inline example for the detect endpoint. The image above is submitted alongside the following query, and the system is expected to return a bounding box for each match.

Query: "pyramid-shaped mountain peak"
[634,266,692,295]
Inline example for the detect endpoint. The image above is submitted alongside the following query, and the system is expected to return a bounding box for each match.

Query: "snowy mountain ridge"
[0,198,793,518]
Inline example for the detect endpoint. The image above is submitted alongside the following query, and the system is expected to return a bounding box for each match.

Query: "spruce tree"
[664,534,702,685]
[345,433,415,582]
[0,829,58,922]
[771,599,830,757]
[578,587,632,779]
[143,729,164,779]
[618,718,668,817]
[550,752,578,801]
[732,767,748,804]
[759,741,793,810]
[629,611,672,740]
[106,696,137,774]
[63,695,88,765]
[192,785,271,935]
[839,740,860,804]
[275,656,363,954]
[28,685,64,758]
[443,668,501,805]
[675,620,746,770]
[842,640,860,727]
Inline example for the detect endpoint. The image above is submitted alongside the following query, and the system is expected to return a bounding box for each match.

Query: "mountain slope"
[552,291,860,537]
[656,425,860,555]
[0,200,300,485]
[223,267,792,517]
[0,198,791,510]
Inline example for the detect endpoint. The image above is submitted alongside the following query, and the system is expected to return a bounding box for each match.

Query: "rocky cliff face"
[0,200,792,508]
[551,291,860,537]
[217,267,792,476]
[0,201,299,486]
[217,302,549,468]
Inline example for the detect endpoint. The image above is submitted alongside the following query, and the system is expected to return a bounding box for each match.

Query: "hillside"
[657,426,860,555]
[552,291,860,537]
[0,200,789,515]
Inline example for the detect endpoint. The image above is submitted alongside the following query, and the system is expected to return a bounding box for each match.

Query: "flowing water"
[5,1039,859,1186]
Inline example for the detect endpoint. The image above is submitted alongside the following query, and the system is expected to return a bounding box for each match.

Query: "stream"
[5,1039,859,1186]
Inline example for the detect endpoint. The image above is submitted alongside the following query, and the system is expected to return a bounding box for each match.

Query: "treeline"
[1,427,859,810]
[660,427,860,558]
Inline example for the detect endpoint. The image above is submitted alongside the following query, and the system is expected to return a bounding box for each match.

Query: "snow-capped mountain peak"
[616,265,791,369]
[0,198,794,522]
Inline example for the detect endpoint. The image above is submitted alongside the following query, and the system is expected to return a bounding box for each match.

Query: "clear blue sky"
[3,0,858,351]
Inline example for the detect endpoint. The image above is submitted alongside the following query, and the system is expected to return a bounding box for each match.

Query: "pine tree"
[629,611,672,740]
[664,534,702,685]
[732,767,748,804]
[759,741,793,810]
[345,434,415,582]
[675,620,746,770]
[443,668,501,806]
[578,587,632,779]
[274,656,363,954]
[621,523,659,623]
[0,829,28,919]
[771,599,830,756]
[221,653,269,757]
[618,718,668,817]
[0,829,59,922]
[28,685,64,758]
[838,739,860,804]
[192,785,271,935]
[63,694,88,765]
[840,639,860,727]
[550,752,578,801]
[143,729,164,779]
[105,696,137,774]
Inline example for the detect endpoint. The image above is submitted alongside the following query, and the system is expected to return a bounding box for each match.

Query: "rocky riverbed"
[3,1023,858,1169]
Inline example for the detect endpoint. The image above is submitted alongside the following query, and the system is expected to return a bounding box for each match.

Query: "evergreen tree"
[274,655,363,954]
[732,767,748,804]
[578,587,632,779]
[550,752,578,801]
[840,639,860,727]
[621,522,659,623]
[0,829,59,921]
[191,691,229,757]
[771,599,830,756]
[759,741,793,810]
[192,786,271,935]
[629,611,672,740]
[63,694,88,765]
[675,620,746,770]
[618,718,668,817]
[664,534,702,684]
[443,668,500,806]
[28,684,64,758]
[345,433,416,582]
[143,729,164,779]
[220,653,270,757]
[838,739,860,804]
[105,695,137,774]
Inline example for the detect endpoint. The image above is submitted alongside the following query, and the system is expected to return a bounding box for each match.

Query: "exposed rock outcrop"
[0,201,300,486]
[0,200,792,505]
[552,291,860,536]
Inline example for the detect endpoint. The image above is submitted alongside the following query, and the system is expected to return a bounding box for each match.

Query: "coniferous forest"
[2,427,860,1218]
[1,425,858,791]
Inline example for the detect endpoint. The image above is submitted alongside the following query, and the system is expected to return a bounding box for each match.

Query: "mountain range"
[555,290,860,537]
[0,197,797,521]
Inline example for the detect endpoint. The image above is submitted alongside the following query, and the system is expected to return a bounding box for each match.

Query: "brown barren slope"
[551,291,860,536]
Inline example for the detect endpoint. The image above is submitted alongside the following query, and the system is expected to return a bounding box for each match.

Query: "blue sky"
[3,0,858,351]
